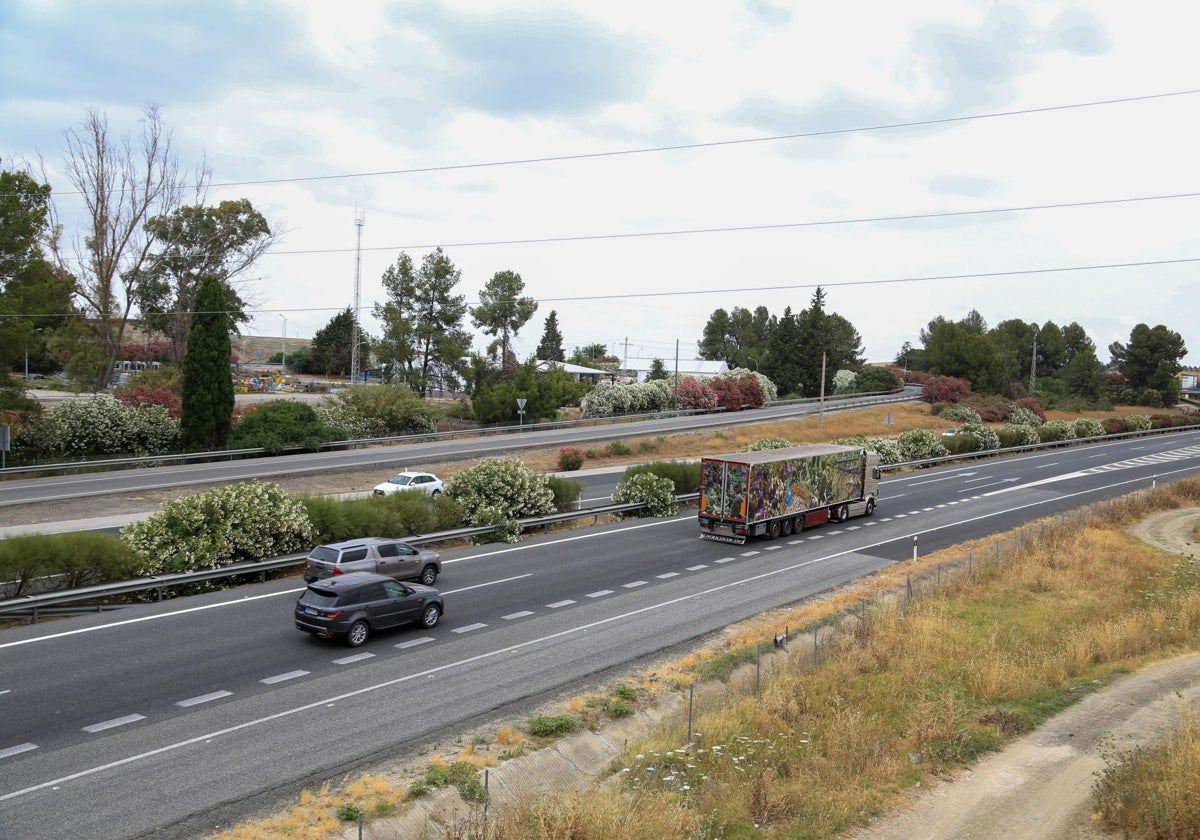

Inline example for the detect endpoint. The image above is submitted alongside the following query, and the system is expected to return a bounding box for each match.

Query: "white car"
[373,471,443,497]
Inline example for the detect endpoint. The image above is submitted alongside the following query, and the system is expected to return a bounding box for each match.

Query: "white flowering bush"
[1000,423,1040,447]
[445,458,556,542]
[1072,417,1106,439]
[1006,406,1043,427]
[1040,419,1074,441]
[612,472,678,517]
[865,437,902,465]
[581,381,672,418]
[959,421,1001,451]
[121,481,315,575]
[24,394,180,457]
[1125,414,1152,431]
[742,438,794,451]
[313,402,386,440]
[935,404,982,424]
[897,429,949,462]
[832,369,857,394]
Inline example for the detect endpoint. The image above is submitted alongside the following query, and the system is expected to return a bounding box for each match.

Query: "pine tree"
[536,310,565,361]
[180,274,234,451]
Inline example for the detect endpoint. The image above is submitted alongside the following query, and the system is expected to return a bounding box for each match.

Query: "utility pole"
[818,352,826,429]
[351,211,365,384]
[673,339,679,411]
[1029,323,1038,394]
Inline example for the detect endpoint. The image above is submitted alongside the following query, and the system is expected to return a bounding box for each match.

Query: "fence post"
[912,536,919,562]
[483,768,490,828]
[812,629,819,666]
[967,550,973,579]
[755,644,761,694]
[687,684,694,743]
[860,599,866,631]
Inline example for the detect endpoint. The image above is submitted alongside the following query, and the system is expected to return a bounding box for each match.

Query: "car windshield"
[389,475,414,485]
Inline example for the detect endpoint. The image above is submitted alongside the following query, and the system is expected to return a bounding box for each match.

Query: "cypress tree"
[180,274,234,451]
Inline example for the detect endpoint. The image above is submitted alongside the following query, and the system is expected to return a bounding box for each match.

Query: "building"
[618,356,729,383]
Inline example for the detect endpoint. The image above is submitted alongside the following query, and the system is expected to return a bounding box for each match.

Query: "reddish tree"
[922,376,972,404]
[113,386,183,418]
[1012,397,1047,422]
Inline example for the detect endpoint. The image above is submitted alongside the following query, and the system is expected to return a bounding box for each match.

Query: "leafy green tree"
[1109,324,1187,398]
[855,365,900,393]
[470,269,537,368]
[535,310,565,361]
[763,306,801,395]
[921,310,1004,394]
[1061,344,1107,403]
[894,340,928,374]
[569,343,608,364]
[180,274,234,451]
[647,358,669,381]
[471,358,584,423]
[374,248,471,396]
[698,308,737,364]
[136,199,277,366]
[794,288,864,397]
[699,306,771,368]
[310,308,367,378]
[228,400,339,454]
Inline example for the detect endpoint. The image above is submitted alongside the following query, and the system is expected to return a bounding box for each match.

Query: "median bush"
[1072,417,1106,439]
[612,472,679,517]
[998,423,1040,448]
[897,428,949,462]
[446,458,556,542]
[546,476,585,511]
[0,532,142,598]
[623,460,701,494]
[301,492,463,544]
[557,446,585,471]
[122,481,315,575]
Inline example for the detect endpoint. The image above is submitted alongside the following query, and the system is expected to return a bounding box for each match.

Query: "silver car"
[302,537,440,586]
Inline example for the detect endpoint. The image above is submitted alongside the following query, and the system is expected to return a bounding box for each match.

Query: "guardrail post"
[912,536,918,562]
[32,605,38,625]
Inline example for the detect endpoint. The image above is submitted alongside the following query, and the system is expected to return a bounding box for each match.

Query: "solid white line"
[0,744,37,760]
[6,464,1191,803]
[585,590,614,598]
[82,714,145,734]
[445,516,687,564]
[333,653,374,665]
[394,637,435,649]
[176,691,232,708]
[546,600,575,609]
[451,623,487,634]
[260,671,309,685]
[1035,462,1059,469]
[440,573,532,595]
[501,611,533,620]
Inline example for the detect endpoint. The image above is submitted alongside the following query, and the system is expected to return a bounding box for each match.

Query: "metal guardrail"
[0,496,701,620]
[0,390,911,478]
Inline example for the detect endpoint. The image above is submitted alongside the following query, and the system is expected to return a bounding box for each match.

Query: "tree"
[310,308,366,378]
[647,358,669,381]
[920,310,1004,394]
[535,310,565,361]
[373,248,471,397]
[1061,344,1107,403]
[471,269,537,370]
[48,106,196,391]
[136,199,277,365]
[698,308,737,364]
[570,343,608,364]
[794,288,864,397]
[763,306,802,396]
[1109,324,1187,395]
[698,306,770,367]
[180,275,234,451]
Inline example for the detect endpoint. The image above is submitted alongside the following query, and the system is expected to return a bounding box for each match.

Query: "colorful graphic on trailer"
[701,449,866,522]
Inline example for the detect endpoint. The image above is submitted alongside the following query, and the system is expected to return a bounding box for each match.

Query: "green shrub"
[445,459,556,542]
[603,698,632,718]
[960,421,1001,451]
[0,532,143,598]
[998,424,1040,448]
[15,393,179,458]
[121,481,315,575]
[546,476,584,511]
[865,437,902,465]
[1124,414,1152,431]
[623,460,701,494]
[528,715,577,737]
[897,428,949,462]
[319,384,440,438]
[335,803,362,821]
[1006,406,1043,426]
[228,400,341,454]
[1072,417,1106,439]
[605,440,631,456]
[742,438,793,451]
[300,491,461,544]
[943,433,981,454]
[613,684,638,701]
[1039,420,1074,442]
[612,473,678,517]
[557,446,585,471]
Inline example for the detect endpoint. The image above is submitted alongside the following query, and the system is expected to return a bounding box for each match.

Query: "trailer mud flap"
[700,532,748,545]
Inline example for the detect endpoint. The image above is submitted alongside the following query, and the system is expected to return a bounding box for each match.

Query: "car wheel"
[346,620,370,647]
[420,565,438,586]
[431,489,441,498]
[420,603,442,628]
[866,498,876,516]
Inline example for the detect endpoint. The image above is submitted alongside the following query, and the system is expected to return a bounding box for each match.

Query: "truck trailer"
[698,444,881,544]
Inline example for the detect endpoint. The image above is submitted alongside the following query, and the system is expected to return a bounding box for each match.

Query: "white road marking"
[452,623,487,634]
[333,653,374,665]
[585,590,614,597]
[176,691,232,708]
[394,637,435,649]
[0,744,37,760]
[623,580,648,588]
[83,714,145,733]
[686,565,707,571]
[261,671,309,685]
[655,573,679,579]
[501,611,533,620]
[546,600,576,609]
[740,551,759,557]
[716,557,735,562]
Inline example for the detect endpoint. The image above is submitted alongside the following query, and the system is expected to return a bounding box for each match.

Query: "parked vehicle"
[303,537,440,586]
[373,471,443,497]
[295,571,443,646]
[698,444,881,544]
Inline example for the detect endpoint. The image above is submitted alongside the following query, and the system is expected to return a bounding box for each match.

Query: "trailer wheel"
[782,517,794,537]
[767,520,781,540]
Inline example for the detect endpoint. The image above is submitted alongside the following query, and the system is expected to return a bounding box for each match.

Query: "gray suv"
[303,537,440,586]
[295,572,444,647]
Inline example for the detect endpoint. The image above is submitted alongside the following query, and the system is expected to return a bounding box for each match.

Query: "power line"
[16,89,1200,199]
[5,255,1197,320]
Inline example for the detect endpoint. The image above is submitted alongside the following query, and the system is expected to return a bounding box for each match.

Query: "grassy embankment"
[213,404,1200,840]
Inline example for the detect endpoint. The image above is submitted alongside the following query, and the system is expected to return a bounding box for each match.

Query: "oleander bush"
[742,438,794,451]
[557,446,585,471]
[933,403,982,424]
[897,428,949,462]
[228,400,342,454]
[998,423,1041,448]
[959,421,1002,451]
[121,481,315,575]
[445,458,556,542]
[1039,420,1075,442]
[623,460,701,495]
[612,472,679,517]
[1072,417,1106,439]
[15,394,180,459]
[1006,406,1043,427]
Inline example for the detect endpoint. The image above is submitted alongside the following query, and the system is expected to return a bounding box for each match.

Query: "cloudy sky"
[2,1,1197,369]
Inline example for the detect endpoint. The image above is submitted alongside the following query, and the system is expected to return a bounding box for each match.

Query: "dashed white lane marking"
[807,535,824,540]
[740,551,760,557]
[547,600,576,609]
[623,580,648,588]
[0,743,37,759]
[786,539,803,545]
[764,545,781,551]
[333,653,374,665]
[83,714,145,733]
[502,611,533,620]
[686,565,707,571]
[716,557,735,562]
[394,637,435,649]
[176,691,232,708]
[452,623,487,634]
[586,590,614,598]
[261,671,309,685]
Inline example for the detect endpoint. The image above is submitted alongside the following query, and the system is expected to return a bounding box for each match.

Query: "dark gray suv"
[295,572,444,647]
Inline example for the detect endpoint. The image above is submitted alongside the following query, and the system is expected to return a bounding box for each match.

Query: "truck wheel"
[420,566,438,586]
[767,520,781,540]
[782,517,794,537]
[837,504,850,522]
[865,498,876,516]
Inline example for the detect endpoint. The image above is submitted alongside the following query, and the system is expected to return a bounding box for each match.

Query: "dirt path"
[848,508,1200,840]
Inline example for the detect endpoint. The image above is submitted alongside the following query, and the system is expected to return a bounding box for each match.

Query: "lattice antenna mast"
[351,211,365,384]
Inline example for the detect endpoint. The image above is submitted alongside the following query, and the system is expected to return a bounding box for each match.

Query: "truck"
[698,444,881,544]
